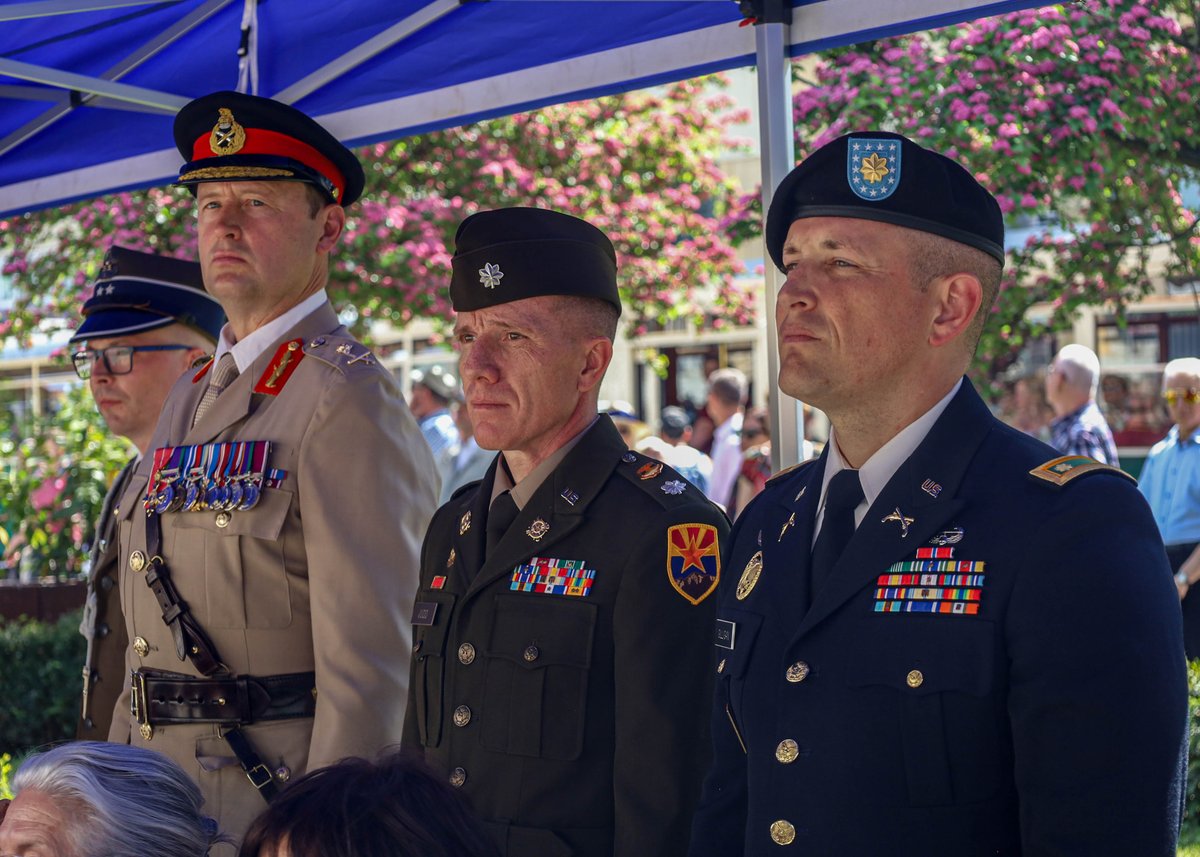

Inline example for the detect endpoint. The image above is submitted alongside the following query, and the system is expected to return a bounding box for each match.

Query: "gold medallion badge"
[735,550,763,600]
[209,107,246,156]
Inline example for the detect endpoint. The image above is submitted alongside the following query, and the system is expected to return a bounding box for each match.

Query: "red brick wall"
[0,581,86,624]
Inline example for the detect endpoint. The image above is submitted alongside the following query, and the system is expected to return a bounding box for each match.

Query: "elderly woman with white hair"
[0,741,225,857]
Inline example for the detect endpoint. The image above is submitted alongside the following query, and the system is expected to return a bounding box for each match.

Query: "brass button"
[129,550,146,573]
[274,766,291,783]
[133,636,150,658]
[523,645,540,663]
[139,723,154,742]
[775,739,799,764]
[458,643,476,665]
[906,669,924,688]
[785,661,810,683]
[717,658,726,674]
[769,819,796,845]
[215,511,232,529]
[448,767,467,788]
[452,705,472,727]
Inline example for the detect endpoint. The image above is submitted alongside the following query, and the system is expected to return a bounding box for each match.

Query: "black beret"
[765,131,1004,272]
[174,91,365,206]
[449,208,621,313]
[71,246,225,344]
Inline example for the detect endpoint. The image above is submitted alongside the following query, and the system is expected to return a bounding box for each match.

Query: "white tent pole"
[754,15,801,471]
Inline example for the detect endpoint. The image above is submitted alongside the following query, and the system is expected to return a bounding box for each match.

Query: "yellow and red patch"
[253,339,305,395]
[667,523,720,605]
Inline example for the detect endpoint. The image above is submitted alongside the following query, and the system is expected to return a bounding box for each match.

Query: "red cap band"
[191,127,346,201]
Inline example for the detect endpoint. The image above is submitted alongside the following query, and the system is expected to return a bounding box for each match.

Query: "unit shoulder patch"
[667,523,720,605]
[1028,455,1136,487]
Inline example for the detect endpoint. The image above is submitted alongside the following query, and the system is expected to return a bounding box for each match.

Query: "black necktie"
[485,491,520,559]
[810,469,864,597]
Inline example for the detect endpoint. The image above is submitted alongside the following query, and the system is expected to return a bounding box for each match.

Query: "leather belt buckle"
[245,762,274,792]
[130,669,149,726]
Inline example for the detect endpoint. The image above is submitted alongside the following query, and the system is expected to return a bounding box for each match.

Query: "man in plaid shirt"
[1046,343,1120,466]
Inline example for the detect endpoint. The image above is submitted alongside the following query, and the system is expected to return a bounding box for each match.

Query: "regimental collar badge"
[847,137,901,202]
[209,107,247,156]
[478,262,504,289]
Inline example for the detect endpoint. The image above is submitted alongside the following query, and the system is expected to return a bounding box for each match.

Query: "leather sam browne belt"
[131,669,316,726]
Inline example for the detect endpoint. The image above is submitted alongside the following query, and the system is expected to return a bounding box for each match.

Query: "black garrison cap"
[765,131,1005,272]
[174,91,365,205]
[71,246,225,344]
[449,207,621,313]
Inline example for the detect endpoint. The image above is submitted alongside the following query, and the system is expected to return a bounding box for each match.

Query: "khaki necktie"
[192,353,239,427]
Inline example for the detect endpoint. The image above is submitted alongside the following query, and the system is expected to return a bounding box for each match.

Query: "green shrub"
[0,610,85,756]
[1182,660,1200,848]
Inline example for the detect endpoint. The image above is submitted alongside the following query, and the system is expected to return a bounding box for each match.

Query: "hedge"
[0,609,85,756]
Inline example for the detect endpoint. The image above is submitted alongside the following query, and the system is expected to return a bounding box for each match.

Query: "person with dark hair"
[0,741,226,857]
[690,131,1185,855]
[403,207,729,856]
[238,752,497,857]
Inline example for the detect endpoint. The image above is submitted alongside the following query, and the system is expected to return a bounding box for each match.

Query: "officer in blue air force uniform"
[688,132,1188,856]
[402,208,730,857]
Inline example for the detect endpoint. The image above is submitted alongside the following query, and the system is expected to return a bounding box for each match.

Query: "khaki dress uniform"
[77,460,133,739]
[404,417,729,857]
[112,301,438,840]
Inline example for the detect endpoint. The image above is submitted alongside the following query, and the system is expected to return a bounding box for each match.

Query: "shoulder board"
[253,338,306,396]
[1028,455,1136,488]
[616,451,700,508]
[300,334,380,375]
[767,458,818,485]
[191,355,214,383]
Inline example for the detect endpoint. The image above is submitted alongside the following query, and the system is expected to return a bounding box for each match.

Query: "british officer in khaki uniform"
[402,208,729,857]
[688,132,1187,855]
[72,246,225,740]
[110,92,438,842]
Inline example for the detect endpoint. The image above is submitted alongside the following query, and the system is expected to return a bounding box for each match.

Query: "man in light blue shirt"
[410,366,459,458]
[1140,357,1200,658]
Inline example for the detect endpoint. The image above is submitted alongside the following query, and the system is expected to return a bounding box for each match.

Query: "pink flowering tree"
[728,0,1199,385]
[0,78,748,577]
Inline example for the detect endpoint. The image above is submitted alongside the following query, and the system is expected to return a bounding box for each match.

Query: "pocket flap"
[845,618,994,697]
[171,486,292,541]
[487,593,596,669]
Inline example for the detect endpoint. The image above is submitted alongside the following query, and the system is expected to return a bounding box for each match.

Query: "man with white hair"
[0,741,226,857]
[1140,357,1200,657]
[1045,343,1119,465]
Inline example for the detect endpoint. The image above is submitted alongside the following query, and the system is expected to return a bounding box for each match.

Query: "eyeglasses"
[71,344,194,380]
[1163,388,1200,406]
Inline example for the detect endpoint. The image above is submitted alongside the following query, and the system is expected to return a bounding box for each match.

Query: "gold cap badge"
[209,108,246,156]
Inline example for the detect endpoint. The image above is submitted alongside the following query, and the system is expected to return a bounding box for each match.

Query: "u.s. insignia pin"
[209,107,246,156]
[847,137,900,202]
[735,550,763,600]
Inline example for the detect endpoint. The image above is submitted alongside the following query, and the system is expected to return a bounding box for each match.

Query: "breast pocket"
[413,591,457,749]
[716,608,763,725]
[480,593,597,760]
[845,618,999,807]
[171,487,293,629]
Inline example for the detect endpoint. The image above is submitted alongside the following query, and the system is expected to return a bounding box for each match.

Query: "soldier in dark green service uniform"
[402,207,730,857]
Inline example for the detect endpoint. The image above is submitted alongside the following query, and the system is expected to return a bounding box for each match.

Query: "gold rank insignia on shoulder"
[210,107,246,155]
[667,523,720,604]
[1028,455,1136,487]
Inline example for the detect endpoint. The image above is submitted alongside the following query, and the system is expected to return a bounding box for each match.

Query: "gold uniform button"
[775,739,799,764]
[133,636,150,658]
[458,643,476,665]
[274,766,291,783]
[907,669,924,688]
[785,661,810,683]
[449,767,467,788]
[139,723,154,742]
[452,705,472,727]
[769,819,796,845]
[129,550,146,573]
[215,511,232,529]
[523,645,540,663]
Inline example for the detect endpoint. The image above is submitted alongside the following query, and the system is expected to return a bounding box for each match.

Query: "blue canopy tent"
[0,0,1043,462]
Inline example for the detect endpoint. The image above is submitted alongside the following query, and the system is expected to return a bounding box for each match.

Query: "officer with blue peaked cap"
[690,131,1186,856]
[72,245,223,745]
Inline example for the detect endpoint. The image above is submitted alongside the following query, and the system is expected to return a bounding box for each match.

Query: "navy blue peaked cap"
[71,245,225,344]
[765,131,1005,272]
[450,207,621,313]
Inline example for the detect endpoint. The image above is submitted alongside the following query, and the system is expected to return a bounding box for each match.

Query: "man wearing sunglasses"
[1140,358,1200,658]
[69,245,224,743]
